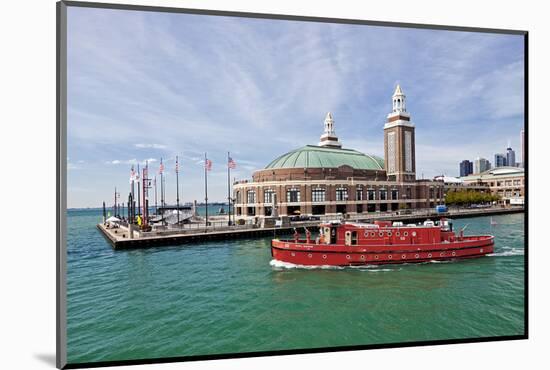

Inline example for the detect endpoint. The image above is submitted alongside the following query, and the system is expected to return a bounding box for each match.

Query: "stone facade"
[460,167,525,203]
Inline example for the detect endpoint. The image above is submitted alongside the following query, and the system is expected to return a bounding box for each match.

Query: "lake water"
[66,210,525,364]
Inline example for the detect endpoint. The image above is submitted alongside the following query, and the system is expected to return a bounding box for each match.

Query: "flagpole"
[143,161,148,227]
[227,151,231,226]
[142,164,145,227]
[137,163,141,218]
[205,152,208,228]
[130,165,135,221]
[176,155,180,227]
[154,175,158,216]
[159,158,165,225]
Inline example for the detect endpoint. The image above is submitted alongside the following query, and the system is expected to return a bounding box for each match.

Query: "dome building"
[233,86,445,218]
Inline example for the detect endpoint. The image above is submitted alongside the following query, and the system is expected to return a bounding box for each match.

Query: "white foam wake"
[269,259,399,272]
[488,248,524,257]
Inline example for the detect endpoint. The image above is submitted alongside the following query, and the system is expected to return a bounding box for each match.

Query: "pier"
[97,206,524,249]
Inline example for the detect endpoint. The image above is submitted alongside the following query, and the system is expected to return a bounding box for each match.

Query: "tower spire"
[392,84,406,113]
[318,112,342,148]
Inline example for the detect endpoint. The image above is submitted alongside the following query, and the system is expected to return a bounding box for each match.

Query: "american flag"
[228,156,236,169]
[205,158,212,171]
[175,156,180,174]
[159,159,164,175]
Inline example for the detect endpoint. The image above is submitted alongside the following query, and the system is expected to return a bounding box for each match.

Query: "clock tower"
[384,85,416,182]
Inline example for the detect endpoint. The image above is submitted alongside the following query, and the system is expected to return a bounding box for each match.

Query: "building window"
[367,189,376,201]
[356,187,364,201]
[264,189,275,204]
[312,188,326,202]
[236,191,241,204]
[429,187,434,199]
[391,189,399,200]
[406,187,412,199]
[513,180,521,186]
[379,189,387,201]
[387,132,396,173]
[336,187,348,201]
[247,190,256,204]
[287,188,300,203]
[405,131,412,172]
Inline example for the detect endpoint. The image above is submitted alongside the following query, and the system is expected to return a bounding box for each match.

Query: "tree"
[444,189,500,206]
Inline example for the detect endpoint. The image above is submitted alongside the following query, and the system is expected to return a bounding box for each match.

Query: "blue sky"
[67,7,524,208]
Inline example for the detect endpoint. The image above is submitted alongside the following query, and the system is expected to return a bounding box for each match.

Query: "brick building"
[233,85,445,218]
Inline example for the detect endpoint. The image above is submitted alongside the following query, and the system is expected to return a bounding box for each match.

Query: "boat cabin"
[318,219,455,246]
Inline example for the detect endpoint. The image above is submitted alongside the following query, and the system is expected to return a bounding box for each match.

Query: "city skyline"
[458,134,522,177]
[67,7,525,208]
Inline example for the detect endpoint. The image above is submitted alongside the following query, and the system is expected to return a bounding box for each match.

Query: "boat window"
[387,231,392,236]
[371,232,375,237]
[404,231,408,236]
[330,227,337,244]
[351,231,358,245]
[379,232,383,237]
[396,232,400,236]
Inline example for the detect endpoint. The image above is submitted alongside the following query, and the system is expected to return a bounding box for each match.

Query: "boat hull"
[271,236,494,266]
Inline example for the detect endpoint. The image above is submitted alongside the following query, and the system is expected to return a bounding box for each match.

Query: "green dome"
[265,145,384,170]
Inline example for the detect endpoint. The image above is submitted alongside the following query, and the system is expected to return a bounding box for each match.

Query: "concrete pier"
[97,207,524,249]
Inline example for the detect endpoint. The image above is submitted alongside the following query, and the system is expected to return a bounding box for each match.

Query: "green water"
[66,210,525,364]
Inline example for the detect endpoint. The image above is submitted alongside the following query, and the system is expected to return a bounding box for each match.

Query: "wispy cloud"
[66,8,524,207]
[106,158,158,165]
[134,143,167,149]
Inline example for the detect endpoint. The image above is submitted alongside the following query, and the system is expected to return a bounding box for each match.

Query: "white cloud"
[134,143,167,149]
[106,158,157,165]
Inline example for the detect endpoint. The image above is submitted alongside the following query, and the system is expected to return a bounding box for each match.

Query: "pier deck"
[97,207,524,249]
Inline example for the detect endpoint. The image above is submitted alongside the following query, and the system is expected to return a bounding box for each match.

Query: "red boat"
[271,219,494,266]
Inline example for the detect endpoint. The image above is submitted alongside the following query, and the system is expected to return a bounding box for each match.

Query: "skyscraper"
[494,153,507,167]
[520,129,524,168]
[506,146,516,167]
[474,157,491,174]
[459,160,473,177]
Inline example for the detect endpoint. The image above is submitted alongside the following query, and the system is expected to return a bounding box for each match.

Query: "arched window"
[247,190,256,204]
[264,189,275,204]
[312,188,326,202]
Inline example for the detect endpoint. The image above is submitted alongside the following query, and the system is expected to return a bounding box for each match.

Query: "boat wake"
[488,247,524,257]
[269,259,399,272]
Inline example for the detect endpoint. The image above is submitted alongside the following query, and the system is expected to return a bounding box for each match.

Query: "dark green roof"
[265,145,384,170]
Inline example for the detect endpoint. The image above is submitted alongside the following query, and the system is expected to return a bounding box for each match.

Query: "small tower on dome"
[318,112,342,148]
